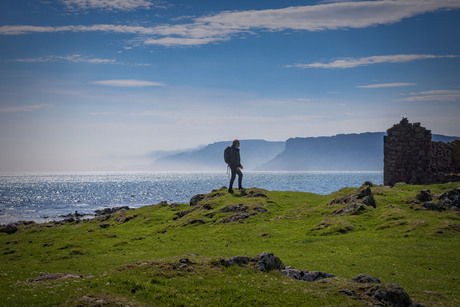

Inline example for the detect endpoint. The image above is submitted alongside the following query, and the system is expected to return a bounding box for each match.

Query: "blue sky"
[1,0,460,171]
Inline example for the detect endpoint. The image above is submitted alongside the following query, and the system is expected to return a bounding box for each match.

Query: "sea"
[0,171,383,225]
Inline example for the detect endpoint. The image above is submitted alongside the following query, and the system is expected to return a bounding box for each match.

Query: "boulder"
[422,202,445,211]
[329,184,376,215]
[190,194,206,207]
[416,190,432,202]
[94,206,129,216]
[352,274,381,284]
[368,284,412,307]
[252,252,285,271]
[436,188,460,210]
[281,267,335,282]
[0,223,18,234]
[220,213,253,223]
[220,204,248,213]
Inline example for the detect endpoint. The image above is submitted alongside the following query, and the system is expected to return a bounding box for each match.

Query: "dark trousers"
[229,165,243,190]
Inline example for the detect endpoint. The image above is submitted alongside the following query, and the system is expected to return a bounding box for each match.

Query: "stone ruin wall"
[383,118,460,186]
[431,141,453,174]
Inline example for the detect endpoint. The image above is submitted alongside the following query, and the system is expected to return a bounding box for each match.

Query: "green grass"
[1,183,459,306]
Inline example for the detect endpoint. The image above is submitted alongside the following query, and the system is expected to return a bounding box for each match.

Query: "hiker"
[225,139,244,194]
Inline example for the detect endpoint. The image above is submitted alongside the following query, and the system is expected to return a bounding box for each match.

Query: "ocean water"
[0,171,382,224]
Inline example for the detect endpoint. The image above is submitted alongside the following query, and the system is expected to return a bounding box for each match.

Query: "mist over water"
[0,171,382,224]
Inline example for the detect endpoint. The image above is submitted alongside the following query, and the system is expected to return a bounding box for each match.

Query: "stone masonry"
[383,118,460,186]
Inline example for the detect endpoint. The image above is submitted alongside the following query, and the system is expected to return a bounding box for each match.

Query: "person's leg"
[229,166,236,193]
[236,168,243,190]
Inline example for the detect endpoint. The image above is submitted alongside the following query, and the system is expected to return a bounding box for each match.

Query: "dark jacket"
[229,145,241,168]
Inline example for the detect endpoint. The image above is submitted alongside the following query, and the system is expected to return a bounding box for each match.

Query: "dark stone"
[254,207,267,213]
[99,223,110,228]
[185,219,205,225]
[422,202,445,211]
[416,190,432,202]
[329,185,376,213]
[0,223,18,234]
[220,213,253,223]
[352,274,381,284]
[253,252,285,271]
[436,188,460,210]
[30,273,82,283]
[372,283,412,307]
[94,206,129,216]
[180,258,193,264]
[190,194,206,206]
[220,204,248,213]
[174,210,190,220]
[339,289,355,296]
[281,268,335,281]
[332,203,367,215]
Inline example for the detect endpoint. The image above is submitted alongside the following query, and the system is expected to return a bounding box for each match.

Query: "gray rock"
[94,206,129,216]
[417,190,432,202]
[190,194,206,206]
[352,274,381,284]
[281,268,335,281]
[220,213,253,223]
[329,185,376,214]
[436,188,460,210]
[371,283,412,307]
[253,252,285,271]
[220,204,248,213]
[422,202,445,211]
[0,223,18,234]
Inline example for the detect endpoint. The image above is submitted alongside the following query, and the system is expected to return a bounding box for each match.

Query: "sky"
[1,0,460,172]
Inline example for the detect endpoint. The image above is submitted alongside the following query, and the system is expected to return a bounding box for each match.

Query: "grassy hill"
[1,182,459,306]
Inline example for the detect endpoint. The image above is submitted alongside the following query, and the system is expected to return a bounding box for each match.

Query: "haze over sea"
[0,171,382,224]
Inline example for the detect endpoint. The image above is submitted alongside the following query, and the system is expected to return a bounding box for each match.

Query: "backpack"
[224,146,232,164]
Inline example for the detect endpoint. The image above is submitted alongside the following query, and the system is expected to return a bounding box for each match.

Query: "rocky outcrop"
[414,187,460,211]
[329,182,376,215]
[30,273,83,283]
[217,252,334,281]
[281,267,335,282]
[352,274,381,284]
[0,223,18,234]
[94,206,130,216]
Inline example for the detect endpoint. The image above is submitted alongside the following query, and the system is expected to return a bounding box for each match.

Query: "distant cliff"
[257,133,384,171]
[150,133,459,171]
[150,140,285,171]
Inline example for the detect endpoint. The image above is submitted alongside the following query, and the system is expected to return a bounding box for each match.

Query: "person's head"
[232,139,240,147]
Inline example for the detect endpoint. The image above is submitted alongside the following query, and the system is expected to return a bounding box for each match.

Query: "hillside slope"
[1,182,459,306]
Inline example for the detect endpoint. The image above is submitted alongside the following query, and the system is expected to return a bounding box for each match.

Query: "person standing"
[226,139,244,194]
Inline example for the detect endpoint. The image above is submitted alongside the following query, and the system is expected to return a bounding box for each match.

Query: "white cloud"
[399,90,460,102]
[291,54,458,69]
[357,83,416,88]
[6,54,116,64]
[59,0,160,11]
[0,104,49,113]
[92,79,166,87]
[2,0,460,46]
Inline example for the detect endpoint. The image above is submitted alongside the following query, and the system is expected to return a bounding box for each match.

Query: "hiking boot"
[239,187,246,193]
[228,188,234,194]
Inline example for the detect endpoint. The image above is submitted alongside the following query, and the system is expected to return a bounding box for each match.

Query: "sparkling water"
[0,171,382,224]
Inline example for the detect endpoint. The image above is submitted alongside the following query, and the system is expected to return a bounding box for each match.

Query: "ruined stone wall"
[383,118,432,186]
[384,118,460,185]
[431,141,453,173]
